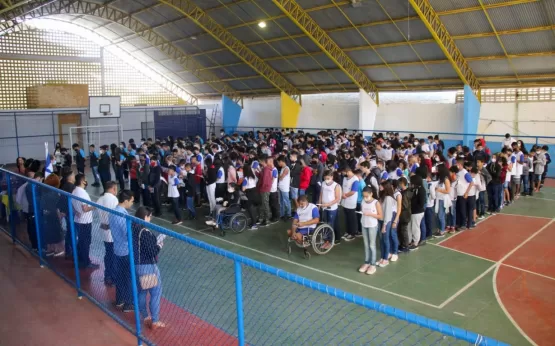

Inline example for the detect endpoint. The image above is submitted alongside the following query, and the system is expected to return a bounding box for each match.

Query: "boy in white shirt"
[167,165,182,225]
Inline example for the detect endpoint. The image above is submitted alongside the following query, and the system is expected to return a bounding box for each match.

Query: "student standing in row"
[358,186,382,275]
[96,181,119,286]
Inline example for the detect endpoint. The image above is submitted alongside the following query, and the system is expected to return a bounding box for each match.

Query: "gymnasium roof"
[1,0,555,100]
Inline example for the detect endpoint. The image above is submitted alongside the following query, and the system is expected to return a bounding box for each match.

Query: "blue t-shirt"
[109,205,129,257]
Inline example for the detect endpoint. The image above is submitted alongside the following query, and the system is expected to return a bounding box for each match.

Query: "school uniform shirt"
[321,181,340,211]
[341,175,359,209]
[409,163,419,175]
[278,166,291,192]
[468,176,478,197]
[294,203,320,230]
[270,167,279,193]
[215,167,225,184]
[361,199,379,228]
[426,181,438,208]
[72,186,93,224]
[456,169,473,197]
[167,173,180,198]
[510,153,517,176]
[96,192,119,242]
[109,205,130,257]
[387,168,403,181]
[242,176,258,190]
[514,151,524,176]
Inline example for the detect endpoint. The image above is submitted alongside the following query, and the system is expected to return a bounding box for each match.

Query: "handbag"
[138,228,158,290]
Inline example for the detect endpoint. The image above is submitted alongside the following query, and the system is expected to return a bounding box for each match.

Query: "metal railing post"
[234,260,245,346]
[14,113,20,158]
[6,172,16,243]
[31,184,44,267]
[536,137,539,146]
[126,218,142,346]
[67,196,82,298]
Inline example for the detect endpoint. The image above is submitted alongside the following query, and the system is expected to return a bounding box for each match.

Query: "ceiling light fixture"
[258,21,267,28]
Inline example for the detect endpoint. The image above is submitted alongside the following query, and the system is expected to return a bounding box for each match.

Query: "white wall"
[297,93,359,130]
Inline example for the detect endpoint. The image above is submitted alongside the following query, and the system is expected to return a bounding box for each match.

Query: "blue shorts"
[290,187,299,200]
[503,181,509,189]
[296,227,312,235]
[299,189,306,196]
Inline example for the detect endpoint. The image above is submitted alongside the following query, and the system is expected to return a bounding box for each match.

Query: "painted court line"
[497,213,552,220]
[526,196,555,202]
[429,243,495,263]
[435,214,494,246]
[492,266,539,346]
[438,218,555,309]
[501,264,555,282]
[453,312,466,317]
[88,195,441,309]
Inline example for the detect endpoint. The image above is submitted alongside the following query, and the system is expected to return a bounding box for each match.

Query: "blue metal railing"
[1,168,509,345]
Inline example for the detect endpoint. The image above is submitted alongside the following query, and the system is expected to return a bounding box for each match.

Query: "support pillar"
[280,92,301,129]
[358,89,377,139]
[222,95,242,133]
[463,85,481,147]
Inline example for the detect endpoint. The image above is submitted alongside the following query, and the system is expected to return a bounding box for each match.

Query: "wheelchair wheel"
[229,213,248,233]
[311,223,335,255]
[303,249,311,259]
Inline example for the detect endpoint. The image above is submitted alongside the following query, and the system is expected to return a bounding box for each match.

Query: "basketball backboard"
[89,96,121,119]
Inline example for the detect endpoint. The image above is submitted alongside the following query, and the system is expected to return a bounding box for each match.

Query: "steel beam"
[409,0,481,100]
[159,0,302,103]
[0,0,245,104]
[271,0,378,102]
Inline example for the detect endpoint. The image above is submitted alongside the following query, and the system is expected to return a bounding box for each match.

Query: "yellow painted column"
[280,92,301,128]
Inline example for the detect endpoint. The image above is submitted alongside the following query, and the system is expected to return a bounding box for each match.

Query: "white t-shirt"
[96,192,118,242]
[361,199,379,227]
[72,186,93,224]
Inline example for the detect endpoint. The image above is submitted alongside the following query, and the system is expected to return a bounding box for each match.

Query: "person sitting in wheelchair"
[287,195,320,244]
[206,183,241,226]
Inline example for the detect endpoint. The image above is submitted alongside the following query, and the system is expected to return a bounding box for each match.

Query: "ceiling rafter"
[409,0,481,100]
[271,0,378,102]
[159,0,301,103]
[169,0,538,58]
[181,51,555,84]
[0,0,244,104]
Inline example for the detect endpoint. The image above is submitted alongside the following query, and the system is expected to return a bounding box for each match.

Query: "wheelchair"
[210,203,248,237]
[287,210,335,259]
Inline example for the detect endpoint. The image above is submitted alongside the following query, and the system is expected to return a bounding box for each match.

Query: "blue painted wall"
[222,95,242,134]
[463,85,480,148]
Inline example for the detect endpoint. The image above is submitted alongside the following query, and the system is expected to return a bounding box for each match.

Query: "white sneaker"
[378,260,389,268]
[205,220,216,226]
[366,266,377,275]
[358,264,370,273]
[390,254,398,262]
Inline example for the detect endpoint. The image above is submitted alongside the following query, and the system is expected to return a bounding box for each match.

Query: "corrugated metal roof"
[455,37,505,57]
[327,2,391,25]
[345,49,383,66]
[469,60,514,77]
[424,63,461,79]
[111,0,157,13]
[511,56,555,75]
[374,45,419,63]
[174,36,223,55]
[501,31,555,54]
[428,0,478,13]
[357,23,408,45]
[171,18,206,37]
[488,2,551,31]
[249,38,320,59]
[440,11,492,36]
[308,7,353,30]
[363,67,400,82]
[377,0,419,18]
[411,42,448,60]
[228,78,273,90]
[212,64,257,78]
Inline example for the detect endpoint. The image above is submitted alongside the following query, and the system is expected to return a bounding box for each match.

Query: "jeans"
[456,197,467,228]
[137,264,162,323]
[104,242,116,282]
[344,207,357,236]
[91,166,100,184]
[477,191,486,216]
[448,201,457,227]
[269,191,280,220]
[207,183,216,213]
[397,219,410,249]
[323,209,339,241]
[151,185,161,215]
[466,196,476,228]
[528,173,535,195]
[76,223,92,267]
[356,203,362,234]
[489,183,502,211]
[171,197,182,221]
[99,169,111,191]
[522,174,529,194]
[186,196,196,217]
[131,179,141,203]
[115,255,132,305]
[424,207,434,239]
[409,213,424,245]
[381,212,399,259]
[64,214,73,256]
[259,192,270,221]
[279,189,291,218]
[436,200,446,233]
[115,166,125,191]
[362,226,378,265]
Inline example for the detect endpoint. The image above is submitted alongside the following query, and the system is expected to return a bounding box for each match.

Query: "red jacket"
[299,166,312,190]
[257,166,273,193]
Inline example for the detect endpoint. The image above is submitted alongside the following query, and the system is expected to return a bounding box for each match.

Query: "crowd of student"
[8,129,552,280]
